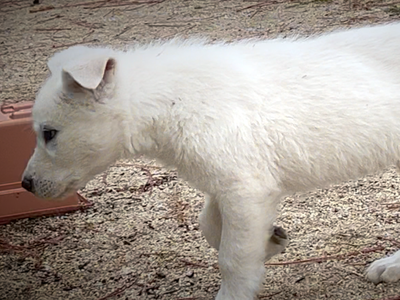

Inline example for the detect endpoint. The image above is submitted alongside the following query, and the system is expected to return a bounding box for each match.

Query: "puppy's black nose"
[21,176,34,192]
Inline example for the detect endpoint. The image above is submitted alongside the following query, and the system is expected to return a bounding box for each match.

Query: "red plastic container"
[0,102,92,224]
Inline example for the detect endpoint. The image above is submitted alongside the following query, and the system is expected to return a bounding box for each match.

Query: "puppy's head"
[22,45,125,199]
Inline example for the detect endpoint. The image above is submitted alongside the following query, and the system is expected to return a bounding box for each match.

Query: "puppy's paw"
[265,226,289,261]
[366,250,400,283]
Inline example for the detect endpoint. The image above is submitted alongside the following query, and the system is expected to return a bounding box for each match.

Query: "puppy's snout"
[21,176,34,193]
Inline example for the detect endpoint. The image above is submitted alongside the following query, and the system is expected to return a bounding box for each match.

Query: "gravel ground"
[1,0,400,299]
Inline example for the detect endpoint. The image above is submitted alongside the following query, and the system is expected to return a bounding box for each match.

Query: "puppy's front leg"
[215,192,278,300]
[199,195,288,256]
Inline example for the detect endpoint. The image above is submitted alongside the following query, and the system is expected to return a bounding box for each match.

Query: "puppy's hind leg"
[199,195,222,250]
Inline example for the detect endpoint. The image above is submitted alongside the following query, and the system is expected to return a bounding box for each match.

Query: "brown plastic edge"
[0,102,34,122]
[0,192,93,225]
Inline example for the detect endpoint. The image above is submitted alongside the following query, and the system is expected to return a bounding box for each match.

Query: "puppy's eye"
[43,129,58,144]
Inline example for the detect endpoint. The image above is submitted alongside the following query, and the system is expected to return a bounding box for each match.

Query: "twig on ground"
[377,236,400,247]
[28,0,164,12]
[101,172,109,186]
[180,259,208,268]
[237,0,283,12]
[61,0,112,9]
[97,277,138,300]
[68,19,104,29]
[370,296,400,300]
[83,29,96,41]
[177,297,210,300]
[98,163,173,193]
[30,5,55,13]
[85,0,164,9]
[0,0,27,6]
[114,163,163,170]
[0,5,31,12]
[0,235,65,267]
[36,15,63,24]
[333,266,364,278]
[382,202,400,209]
[266,245,385,266]
[348,262,367,266]
[139,168,158,194]
[103,8,115,17]
[137,168,176,194]
[145,22,192,27]
[373,1,400,6]
[259,291,283,298]
[115,25,135,38]
[52,39,97,49]
[35,28,72,31]
[5,43,46,53]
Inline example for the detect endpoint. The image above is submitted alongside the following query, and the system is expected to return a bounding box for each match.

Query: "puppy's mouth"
[53,189,75,200]
[49,180,81,200]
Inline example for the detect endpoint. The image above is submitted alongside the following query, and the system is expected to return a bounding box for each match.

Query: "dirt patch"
[1,0,400,299]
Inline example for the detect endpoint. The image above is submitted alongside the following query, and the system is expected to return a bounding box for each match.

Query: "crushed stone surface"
[1,1,400,299]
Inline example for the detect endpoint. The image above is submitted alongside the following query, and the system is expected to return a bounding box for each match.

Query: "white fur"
[23,22,400,299]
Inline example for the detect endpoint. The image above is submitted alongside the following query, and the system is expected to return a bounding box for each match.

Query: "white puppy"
[22,22,400,299]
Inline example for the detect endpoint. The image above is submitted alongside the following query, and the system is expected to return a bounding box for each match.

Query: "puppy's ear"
[62,57,116,91]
